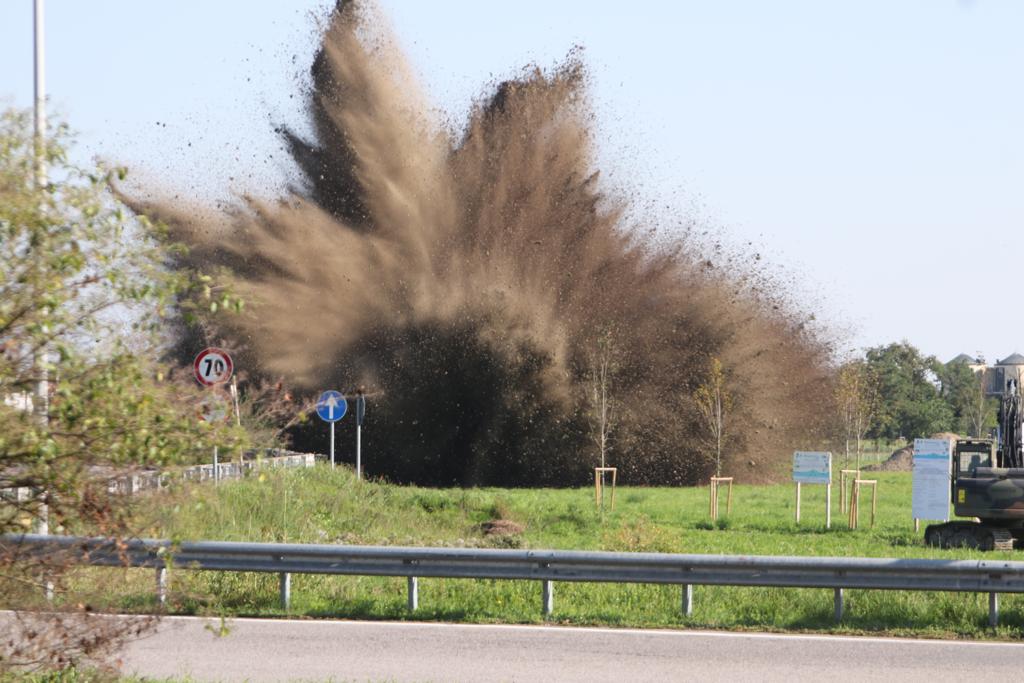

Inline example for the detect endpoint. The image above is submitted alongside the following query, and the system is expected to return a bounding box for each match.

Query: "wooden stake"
[849,481,859,530]
[871,481,877,528]
[594,467,618,511]
[839,469,860,513]
[849,479,878,530]
[795,482,802,524]
[709,477,733,521]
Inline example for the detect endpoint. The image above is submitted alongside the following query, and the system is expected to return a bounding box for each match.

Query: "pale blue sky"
[2,1,1021,364]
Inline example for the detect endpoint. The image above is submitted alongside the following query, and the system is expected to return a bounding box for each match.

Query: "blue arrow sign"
[316,390,347,423]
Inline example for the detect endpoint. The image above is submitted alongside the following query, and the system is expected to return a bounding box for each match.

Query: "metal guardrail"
[4,534,1024,626]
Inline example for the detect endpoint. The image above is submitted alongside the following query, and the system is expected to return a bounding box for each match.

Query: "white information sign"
[197,392,229,423]
[912,438,952,521]
[793,452,832,484]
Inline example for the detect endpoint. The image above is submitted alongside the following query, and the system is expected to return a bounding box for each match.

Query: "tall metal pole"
[330,422,335,468]
[230,377,241,427]
[34,1,45,167]
[355,391,365,481]
[33,2,55,605]
[33,0,49,537]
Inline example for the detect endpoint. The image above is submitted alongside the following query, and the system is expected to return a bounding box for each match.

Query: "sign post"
[194,348,233,485]
[355,391,366,480]
[197,392,229,483]
[229,376,241,427]
[316,390,347,468]
[793,451,832,528]
[195,393,228,483]
[912,438,952,523]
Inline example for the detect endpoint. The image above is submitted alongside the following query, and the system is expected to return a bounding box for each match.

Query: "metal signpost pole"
[230,376,241,427]
[330,421,335,469]
[193,348,234,486]
[356,392,365,481]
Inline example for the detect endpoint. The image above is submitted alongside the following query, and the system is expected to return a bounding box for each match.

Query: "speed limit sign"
[193,347,234,386]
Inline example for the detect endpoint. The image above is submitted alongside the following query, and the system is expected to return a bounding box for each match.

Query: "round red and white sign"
[193,347,234,386]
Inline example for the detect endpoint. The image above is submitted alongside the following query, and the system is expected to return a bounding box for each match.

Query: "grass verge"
[15,465,1024,640]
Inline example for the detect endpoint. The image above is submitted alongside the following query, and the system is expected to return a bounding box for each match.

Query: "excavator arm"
[998,378,1023,469]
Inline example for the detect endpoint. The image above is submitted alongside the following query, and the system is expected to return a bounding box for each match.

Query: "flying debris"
[125,0,835,487]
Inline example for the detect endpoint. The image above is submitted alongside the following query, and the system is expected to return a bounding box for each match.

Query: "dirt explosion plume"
[127,0,835,487]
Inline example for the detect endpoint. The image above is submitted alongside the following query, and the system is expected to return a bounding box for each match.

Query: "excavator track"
[924,522,1015,550]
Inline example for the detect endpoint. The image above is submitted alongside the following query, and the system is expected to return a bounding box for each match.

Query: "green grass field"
[60,465,1024,639]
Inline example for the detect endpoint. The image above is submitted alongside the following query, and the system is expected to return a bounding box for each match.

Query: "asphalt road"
[114,617,1024,682]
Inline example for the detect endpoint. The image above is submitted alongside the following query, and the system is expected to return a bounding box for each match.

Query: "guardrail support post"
[682,584,693,617]
[542,580,554,618]
[989,592,999,627]
[279,572,291,611]
[156,567,167,607]
[834,588,844,622]
[407,576,419,612]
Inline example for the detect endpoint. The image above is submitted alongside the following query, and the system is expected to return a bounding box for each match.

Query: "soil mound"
[479,519,525,537]
[869,433,960,472]
[870,444,913,472]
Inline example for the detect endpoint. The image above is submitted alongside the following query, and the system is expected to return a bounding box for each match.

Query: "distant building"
[949,352,1024,395]
[948,353,988,374]
[993,353,1024,393]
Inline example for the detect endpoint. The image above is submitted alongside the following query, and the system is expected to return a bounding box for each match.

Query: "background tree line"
[834,341,999,456]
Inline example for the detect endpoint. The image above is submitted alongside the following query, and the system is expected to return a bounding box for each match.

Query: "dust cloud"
[127,0,835,486]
